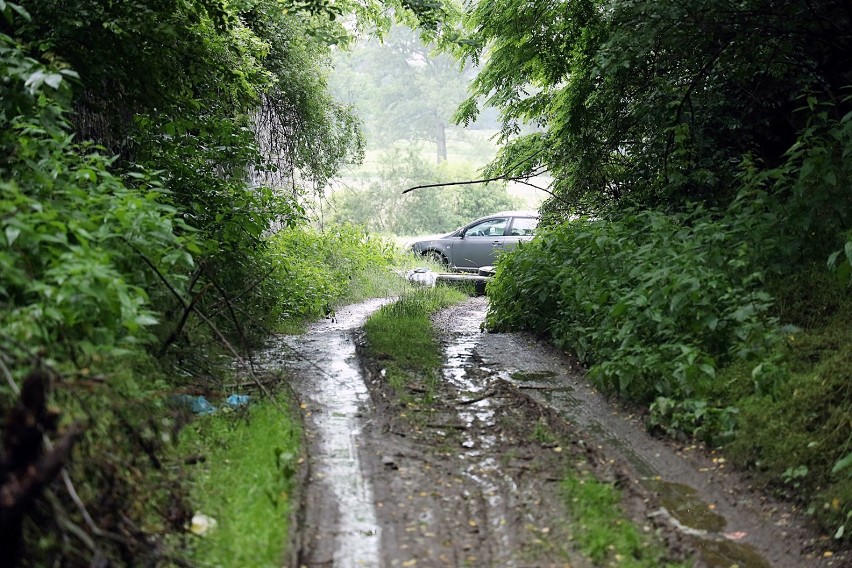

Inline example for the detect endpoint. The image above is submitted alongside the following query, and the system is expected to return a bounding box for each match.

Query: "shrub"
[487,205,782,406]
[265,224,399,325]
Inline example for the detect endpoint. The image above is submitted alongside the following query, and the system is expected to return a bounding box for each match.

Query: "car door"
[500,216,539,253]
[450,217,508,270]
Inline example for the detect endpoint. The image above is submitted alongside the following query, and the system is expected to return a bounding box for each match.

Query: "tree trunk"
[436,119,447,163]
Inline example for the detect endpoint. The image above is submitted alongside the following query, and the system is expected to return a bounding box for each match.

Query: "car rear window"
[508,217,538,236]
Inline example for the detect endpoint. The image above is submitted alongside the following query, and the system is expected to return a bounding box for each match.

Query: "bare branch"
[402,172,553,196]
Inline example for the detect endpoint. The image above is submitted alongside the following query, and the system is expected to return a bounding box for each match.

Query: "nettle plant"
[486,205,784,434]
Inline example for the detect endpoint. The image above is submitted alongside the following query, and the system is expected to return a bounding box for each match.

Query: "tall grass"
[174,400,301,567]
[364,287,466,397]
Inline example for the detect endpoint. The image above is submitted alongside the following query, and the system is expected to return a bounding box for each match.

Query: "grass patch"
[561,473,687,567]
[364,287,467,399]
[173,398,301,567]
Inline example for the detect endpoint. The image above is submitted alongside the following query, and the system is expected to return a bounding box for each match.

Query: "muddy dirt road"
[271,297,845,567]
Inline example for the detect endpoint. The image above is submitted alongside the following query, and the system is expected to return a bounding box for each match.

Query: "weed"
[532,418,557,444]
[561,472,687,567]
[364,287,466,399]
[172,398,301,567]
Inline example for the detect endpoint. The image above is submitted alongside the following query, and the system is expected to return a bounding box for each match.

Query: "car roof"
[475,210,539,220]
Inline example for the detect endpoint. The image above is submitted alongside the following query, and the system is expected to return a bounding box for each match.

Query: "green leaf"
[5,226,21,247]
[44,73,63,89]
[134,314,160,327]
[831,452,852,475]
[610,301,627,318]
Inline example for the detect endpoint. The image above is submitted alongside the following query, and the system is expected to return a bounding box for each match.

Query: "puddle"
[257,298,391,567]
[643,479,770,567]
[643,479,727,533]
[698,538,772,568]
[439,302,516,558]
[510,370,557,382]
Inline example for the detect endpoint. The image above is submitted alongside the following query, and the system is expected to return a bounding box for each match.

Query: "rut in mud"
[267,297,845,567]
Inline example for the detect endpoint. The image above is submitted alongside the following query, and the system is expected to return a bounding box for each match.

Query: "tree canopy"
[455,0,852,216]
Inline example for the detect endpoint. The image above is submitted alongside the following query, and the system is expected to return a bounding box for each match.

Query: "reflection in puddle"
[257,298,390,568]
[643,479,727,532]
[698,538,772,568]
[643,479,770,568]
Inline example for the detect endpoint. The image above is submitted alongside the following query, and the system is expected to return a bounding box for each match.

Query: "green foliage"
[734,95,852,274]
[173,399,301,567]
[10,0,365,343]
[0,24,191,361]
[487,206,782,406]
[331,148,521,235]
[561,473,685,567]
[266,224,400,326]
[364,287,466,397]
[456,0,852,213]
[721,275,852,537]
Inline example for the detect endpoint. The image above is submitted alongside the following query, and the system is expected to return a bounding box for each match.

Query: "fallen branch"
[457,389,497,406]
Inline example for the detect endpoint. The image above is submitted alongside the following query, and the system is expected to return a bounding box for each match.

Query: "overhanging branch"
[401,172,555,197]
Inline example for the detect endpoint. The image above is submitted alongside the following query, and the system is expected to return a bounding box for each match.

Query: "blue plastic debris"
[225,394,250,408]
[171,394,217,415]
[189,395,216,415]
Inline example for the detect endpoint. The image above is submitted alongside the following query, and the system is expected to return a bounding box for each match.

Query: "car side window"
[465,218,507,237]
[508,217,538,236]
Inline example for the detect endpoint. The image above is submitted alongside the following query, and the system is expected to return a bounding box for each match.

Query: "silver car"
[409,210,539,272]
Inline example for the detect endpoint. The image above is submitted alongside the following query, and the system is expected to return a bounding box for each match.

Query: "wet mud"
[273,296,845,567]
[259,298,393,567]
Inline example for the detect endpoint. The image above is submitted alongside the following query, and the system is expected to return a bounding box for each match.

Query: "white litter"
[189,513,218,536]
[405,267,438,288]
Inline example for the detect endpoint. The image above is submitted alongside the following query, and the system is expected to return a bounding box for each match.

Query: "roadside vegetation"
[560,471,684,568]
[469,0,852,541]
[364,287,467,401]
[0,0,425,565]
[171,399,301,568]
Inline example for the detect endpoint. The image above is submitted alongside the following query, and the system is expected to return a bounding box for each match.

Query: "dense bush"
[0,18,192,363]
[266,224,400,324]
[487,205,781,407]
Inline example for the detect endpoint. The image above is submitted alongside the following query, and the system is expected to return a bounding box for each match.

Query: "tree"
[331,24,474,162]
[329,148,522,234]
[455,0,852,216]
